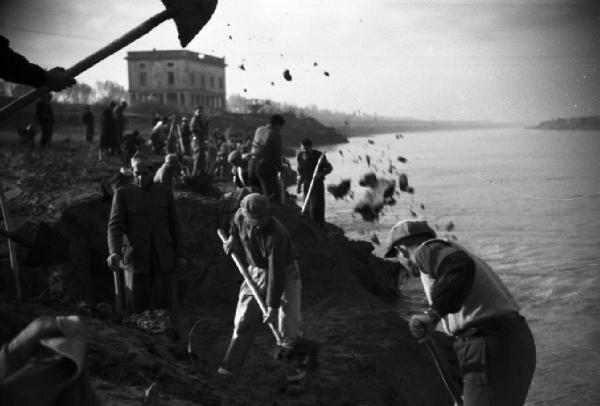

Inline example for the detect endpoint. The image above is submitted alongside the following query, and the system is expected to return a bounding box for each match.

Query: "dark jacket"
[107,184,183,274]
[0,35,45,87]
[250,125,282,171]
[230,209,298,308]
[297,149,332,186]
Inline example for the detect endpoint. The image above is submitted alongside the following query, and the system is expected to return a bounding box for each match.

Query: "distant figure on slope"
[190,105,209,175]
[385,220,536,406]
[219,193,302,379]
[100,101,118,159]
[34,93,54,147]
[227,150,249,188]
[296,138,333,227]
[81,105,94,143]
[113,100,128,144]
[154,153,183,188]
[248,114,285,203]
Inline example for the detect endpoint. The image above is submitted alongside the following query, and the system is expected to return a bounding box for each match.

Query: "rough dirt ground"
[0,136,453,405]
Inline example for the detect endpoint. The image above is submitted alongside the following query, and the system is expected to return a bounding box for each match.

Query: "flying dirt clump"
[353,173,396,222]
[327,179,351,200]
[283,69,293,81]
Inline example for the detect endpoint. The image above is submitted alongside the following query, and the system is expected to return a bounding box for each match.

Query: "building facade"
[126,49,226,113]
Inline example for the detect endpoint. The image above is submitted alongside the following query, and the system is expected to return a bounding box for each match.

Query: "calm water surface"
[304,127,600,405]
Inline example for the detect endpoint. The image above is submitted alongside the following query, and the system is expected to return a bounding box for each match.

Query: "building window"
[180,93,185,105]
[139,63,146,69]
[201,75,205,88]
[167,62,174,67]
[190,72,195,86]
[168,72,175,85]
[140,72,147,86]
[210,76,214,89]
[219,77,223,90]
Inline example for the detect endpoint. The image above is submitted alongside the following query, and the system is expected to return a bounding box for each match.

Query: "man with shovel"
[107,153,186,331]
[219,193,303,381]
[296,138,333,227]
[384,220,536,406]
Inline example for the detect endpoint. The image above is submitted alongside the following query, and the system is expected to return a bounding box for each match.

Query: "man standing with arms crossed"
[384,220,536,406]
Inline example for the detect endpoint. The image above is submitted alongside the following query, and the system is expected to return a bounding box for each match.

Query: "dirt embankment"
[0,143,451,405]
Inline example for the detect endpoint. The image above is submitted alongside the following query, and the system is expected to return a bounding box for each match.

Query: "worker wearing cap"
[227,150,249,188]
[219,193,302,378]
[154,153,183,188]
[107,153,185,327]
[385,220,536,406]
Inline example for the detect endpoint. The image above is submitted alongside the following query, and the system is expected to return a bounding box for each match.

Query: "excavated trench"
[2,191,454,405]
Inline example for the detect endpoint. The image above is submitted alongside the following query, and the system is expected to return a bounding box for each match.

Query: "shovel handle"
[422,335,463,406]
[301,153,325,214]
[217,229,283,344]
[0,9,173,123]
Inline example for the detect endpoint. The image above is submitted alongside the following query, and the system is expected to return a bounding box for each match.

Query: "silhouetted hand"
[107,253,121,271]
[263,307,277,325]
[44,67,76,91]
[409,313,437,340]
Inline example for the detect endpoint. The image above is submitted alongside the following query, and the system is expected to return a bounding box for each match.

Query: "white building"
[126,49,226,113]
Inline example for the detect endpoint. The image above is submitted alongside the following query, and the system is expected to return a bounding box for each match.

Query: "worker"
[296,138,333,227]
[248,114,285,203]
[384,220,536,406]
[219,193,302,379]
[34,93,54,147]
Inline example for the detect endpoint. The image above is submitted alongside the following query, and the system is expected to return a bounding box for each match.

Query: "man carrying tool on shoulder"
[219,193,303,381]
[296,138,333,227]
[384,220,536,406]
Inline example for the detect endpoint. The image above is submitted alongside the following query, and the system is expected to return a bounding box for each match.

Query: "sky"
[1,0,599,124]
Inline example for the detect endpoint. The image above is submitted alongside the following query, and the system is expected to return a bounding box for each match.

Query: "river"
[305,127,600,405]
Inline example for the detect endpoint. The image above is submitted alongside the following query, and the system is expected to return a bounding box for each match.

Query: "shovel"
[0,0,218,123]
[422,335,463,406]
[301,153,325,214]
[217,229,283,344]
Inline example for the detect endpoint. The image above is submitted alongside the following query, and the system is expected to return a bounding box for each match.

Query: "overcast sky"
[1,0,599,123]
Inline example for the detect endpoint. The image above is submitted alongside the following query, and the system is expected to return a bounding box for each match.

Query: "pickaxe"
[0,0,218,123]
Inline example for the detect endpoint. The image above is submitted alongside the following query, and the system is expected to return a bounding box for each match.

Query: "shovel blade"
[161,0,219,47]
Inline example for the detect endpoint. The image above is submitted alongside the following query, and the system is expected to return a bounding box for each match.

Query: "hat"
[165,153,179,165]
[241,193,270,227]
[228,150,242,165]
[131,152,151,169]
[384,220,436,258]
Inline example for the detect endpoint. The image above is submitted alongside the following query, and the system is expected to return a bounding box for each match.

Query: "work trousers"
[454,314,536,406]
[39,125,53,147]
[248,157,281,203]
[220,261,303,376]
[302,180,325,226]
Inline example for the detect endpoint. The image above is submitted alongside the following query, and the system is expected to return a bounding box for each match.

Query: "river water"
[306,127,600,405]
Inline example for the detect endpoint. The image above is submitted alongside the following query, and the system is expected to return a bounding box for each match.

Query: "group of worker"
[1,36,537,406]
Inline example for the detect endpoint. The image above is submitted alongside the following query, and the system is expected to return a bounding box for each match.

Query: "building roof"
[126,49,225,66]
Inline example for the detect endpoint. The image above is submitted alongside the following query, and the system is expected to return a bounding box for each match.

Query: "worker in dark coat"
[248,114,285,203]
[100,101,117,158]
[107,153,186,328]
[385,220,536,406]
[0,35,74,91]
[179,117,192,155]
[34,93,54,147]
[190,105,209,175]
[113,101,128,144]
[296,138,332,227]
[81,105,94,143]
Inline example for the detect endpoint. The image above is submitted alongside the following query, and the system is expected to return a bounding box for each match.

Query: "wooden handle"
[422,335,463,406]
[218,229,283,344]
[301,153,326,214]
[0,9,172,123]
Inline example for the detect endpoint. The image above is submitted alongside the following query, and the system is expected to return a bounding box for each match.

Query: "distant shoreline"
[532,115,600,130]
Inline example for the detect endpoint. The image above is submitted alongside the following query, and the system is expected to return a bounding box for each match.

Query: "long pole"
[0,180,22,299]
[301,153,325,214]
[217,229,283,344]
[422,335,463,406]
[0,9,173,123]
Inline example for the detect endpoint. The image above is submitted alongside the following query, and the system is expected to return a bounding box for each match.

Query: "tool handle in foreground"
[112,268,124,315]
[0,9,172,123]
[301,153,326,214]
[422,335,463,406]
[217,229,283,343]
[0,179,21,299]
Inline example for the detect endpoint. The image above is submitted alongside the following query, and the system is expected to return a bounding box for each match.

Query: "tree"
[94,80,127,104]
[54,83,95,104]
